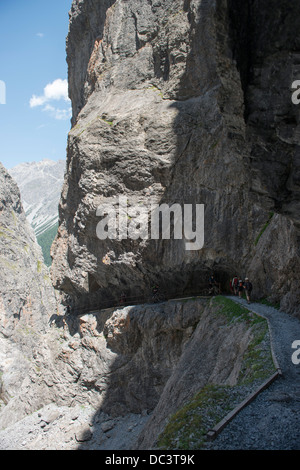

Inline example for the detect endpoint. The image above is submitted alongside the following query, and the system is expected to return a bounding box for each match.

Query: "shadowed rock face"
[228,0,300,225]
[0,298,263,443]
[51,0,300,314]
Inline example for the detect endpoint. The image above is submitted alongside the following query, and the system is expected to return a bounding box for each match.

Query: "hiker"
[151,284,164,303]
[209,274,217,289]
[238,279,244,298]
[243,277,253,304]
[152,284,159,295]
[232,275,239,295]
[209,274,215,294]
[209,274,219,295]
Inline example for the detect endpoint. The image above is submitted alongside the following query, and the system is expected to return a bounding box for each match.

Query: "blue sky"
[0,0,72,169]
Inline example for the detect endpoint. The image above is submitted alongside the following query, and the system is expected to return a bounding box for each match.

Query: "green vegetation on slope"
[254,212,274,246]
[36,222,58,267]
[157,297,276,450]
[259,298,280,310]
[157,384,235,449]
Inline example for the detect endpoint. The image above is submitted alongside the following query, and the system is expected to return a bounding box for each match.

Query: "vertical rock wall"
[51,0,300,315]
[0,162,57,410]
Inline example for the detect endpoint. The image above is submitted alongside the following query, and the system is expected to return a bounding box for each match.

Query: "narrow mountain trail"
[206,297,300,450]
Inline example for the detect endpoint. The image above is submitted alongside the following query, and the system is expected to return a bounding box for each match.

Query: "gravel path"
[206,297,300,450]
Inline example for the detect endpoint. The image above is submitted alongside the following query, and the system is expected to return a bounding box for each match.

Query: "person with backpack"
[244,277,253,304]
[238,279,244,298]
[209,274,219,295]
[232,275,239,295]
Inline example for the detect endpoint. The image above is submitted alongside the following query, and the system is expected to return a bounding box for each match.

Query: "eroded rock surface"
[0,298,270,449]
[51,0,300,316]
[0,162,57,418]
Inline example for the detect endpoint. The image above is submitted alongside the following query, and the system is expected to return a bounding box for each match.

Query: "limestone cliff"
[1,0,300,448]
[0,162,57,413]
[51,0,300,316]
[0,297,275,449]
[229,0,300,226]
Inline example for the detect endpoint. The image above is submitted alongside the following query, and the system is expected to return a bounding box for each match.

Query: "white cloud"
[43,104,72,121]
[43,104,56,112]
[30,78,71,120]
[30,78,69,108]
[30,94,47,107]
[44,79,69,102]
[54,108,72,120]
[36,32,44,38]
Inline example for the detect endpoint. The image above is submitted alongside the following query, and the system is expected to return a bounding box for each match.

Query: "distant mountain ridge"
[9,159,65,265]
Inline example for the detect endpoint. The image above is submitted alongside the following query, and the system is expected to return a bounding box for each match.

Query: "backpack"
[246,281,252,291]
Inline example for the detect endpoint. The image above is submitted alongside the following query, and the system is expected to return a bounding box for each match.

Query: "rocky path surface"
[0,402,150,450]
[206,297,300,450]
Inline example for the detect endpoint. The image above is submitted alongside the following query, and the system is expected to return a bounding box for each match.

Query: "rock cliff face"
[51,0,300,315]
[0,162,57,414]
[0,163,57,336]
[229,0,300,226]
[9,159,65,238]
[2,0,300,447]
[0,297,272,449]
[9,159,65,266]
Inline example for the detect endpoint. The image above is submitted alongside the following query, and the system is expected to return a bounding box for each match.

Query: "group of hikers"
[209,274,253,304]
[65,275,253,316]
[230,275,253,304]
